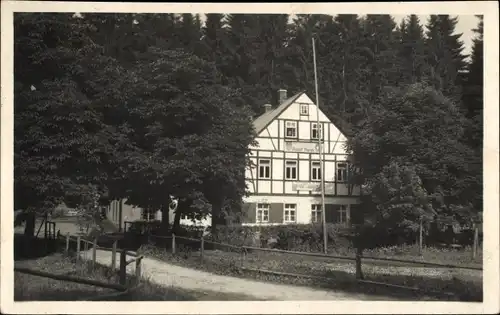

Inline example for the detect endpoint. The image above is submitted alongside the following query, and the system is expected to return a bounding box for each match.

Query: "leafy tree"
[14,13,128,236]
[115,47,256,233]
[361,161,435,233]
[348,82,477,228]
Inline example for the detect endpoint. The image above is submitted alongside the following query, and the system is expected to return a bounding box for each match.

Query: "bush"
[208,224,354,253]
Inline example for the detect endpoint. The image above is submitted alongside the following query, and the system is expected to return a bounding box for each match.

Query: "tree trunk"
[24,212,36,238]
[472,222,479,260]
[172,204,183,235]
[160,204,169,235]
[210,199,223,235]
[354,225,364,280]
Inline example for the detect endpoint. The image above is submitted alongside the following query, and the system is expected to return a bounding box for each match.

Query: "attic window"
[285,121,297,138]
[300,104,308,115]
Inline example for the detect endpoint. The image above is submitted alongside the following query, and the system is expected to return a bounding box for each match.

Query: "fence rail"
[15,230,144,301]
[14,266,128,292]
[165,234,482,271]
[60,233,143,286]
[144,233,479,299]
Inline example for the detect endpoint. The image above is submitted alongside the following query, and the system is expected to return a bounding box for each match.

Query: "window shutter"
[241,203,256,223]
[269,203,284,223]
[325,204,340,223]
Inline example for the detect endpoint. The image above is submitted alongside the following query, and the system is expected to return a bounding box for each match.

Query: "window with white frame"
[311,161,322,181]
[336,162,349,182]
[285,160,297,180]
[300,104,309,115]
[285,121,297,138]
[284,204,296,223]
[142,208,156,221]
[311,123,323,139]
[311,204,322,223]
[258,159,271,179]
[257,203,270,223]
[337,205,348,224]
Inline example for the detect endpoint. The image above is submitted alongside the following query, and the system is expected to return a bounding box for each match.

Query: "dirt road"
[83,249,397,301]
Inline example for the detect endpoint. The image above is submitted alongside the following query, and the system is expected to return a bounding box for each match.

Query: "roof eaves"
[252,91,305,134]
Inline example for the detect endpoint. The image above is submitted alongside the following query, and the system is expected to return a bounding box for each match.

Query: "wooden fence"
[62,234,144,286]
[14,232,144,301]
[145,233,481,299]
[154,233,482,271]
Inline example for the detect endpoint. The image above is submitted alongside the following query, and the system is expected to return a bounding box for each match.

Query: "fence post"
[472,223,479,260]
[65,233,70,255]
[84,240,89,261]
[119,250,127,286]
[355,246,364,280]
[241,247,246,267]
[354,225,364,280]
[76,236,81,262]
[200,236,204,262]
[111,240,117,271]
[172,234,176,254]
[135,258,142,284]
[92,238,98,267]
[419,218,423,256]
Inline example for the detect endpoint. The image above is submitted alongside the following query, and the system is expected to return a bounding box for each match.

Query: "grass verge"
[14,252,258,301]
[139,244,482,302]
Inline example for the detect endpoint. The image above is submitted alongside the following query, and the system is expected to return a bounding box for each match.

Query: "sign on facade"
[292,182,335,194]
[285,141,319,153]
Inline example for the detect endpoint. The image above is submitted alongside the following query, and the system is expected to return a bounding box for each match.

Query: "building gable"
[252,92,349,145]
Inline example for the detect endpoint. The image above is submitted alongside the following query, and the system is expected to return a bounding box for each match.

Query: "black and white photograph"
[1,1,499,314]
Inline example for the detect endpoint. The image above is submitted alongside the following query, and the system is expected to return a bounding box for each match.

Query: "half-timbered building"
[105,89,360,229]
[241,89,360,225]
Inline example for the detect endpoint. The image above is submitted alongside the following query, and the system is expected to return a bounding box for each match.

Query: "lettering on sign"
[284,141,319,153]
[292,182,336,194]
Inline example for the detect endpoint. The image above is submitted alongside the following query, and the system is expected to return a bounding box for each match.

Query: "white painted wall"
[246,93,360,197]
[243,194,359,225]
[155,93,359,228]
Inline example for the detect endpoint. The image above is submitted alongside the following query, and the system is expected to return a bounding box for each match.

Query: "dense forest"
[14,13,483,236]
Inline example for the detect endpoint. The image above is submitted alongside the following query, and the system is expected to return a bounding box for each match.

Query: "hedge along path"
[82,248,399,301]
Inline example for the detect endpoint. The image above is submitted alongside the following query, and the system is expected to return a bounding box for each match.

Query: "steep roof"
[252,91,304,134]
[252,91,355,140]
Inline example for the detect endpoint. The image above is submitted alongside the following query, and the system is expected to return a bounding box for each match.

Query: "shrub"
[208,224,354,253]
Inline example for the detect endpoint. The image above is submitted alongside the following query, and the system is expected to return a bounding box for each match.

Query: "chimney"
[278,89,287,104]
[264,104,272,113]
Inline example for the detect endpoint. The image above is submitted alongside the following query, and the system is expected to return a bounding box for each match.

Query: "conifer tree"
[360,15,400,103]
[398,15,427,84]
[425,15,468,100]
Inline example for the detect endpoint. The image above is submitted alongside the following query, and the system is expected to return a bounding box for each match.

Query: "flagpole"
[312,37,327,254]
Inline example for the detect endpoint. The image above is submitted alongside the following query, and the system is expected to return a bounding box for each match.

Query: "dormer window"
[285,121,297,138]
